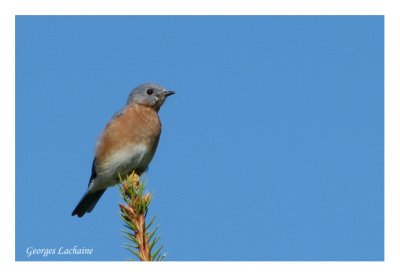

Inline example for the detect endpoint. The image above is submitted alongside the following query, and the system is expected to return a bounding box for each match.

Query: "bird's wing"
[88,158,97,187]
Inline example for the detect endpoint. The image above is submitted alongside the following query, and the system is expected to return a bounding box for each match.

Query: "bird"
[72,83,175,217]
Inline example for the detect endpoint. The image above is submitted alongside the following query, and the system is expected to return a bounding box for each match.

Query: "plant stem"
[119,171,153,261]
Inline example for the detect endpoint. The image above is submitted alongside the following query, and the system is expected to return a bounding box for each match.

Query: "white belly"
[90,143,152,191]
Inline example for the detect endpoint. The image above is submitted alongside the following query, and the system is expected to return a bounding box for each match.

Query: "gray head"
[127,83,175,111]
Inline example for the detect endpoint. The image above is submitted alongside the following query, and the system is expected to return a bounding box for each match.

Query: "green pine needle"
[119,172,166,261]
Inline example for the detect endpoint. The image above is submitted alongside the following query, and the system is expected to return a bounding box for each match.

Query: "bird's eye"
[146,89,154,95]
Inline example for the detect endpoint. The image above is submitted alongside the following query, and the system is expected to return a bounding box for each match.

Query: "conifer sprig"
[119,172,165,261]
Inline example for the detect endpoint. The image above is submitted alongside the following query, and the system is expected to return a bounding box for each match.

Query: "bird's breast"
[94,104,162,187]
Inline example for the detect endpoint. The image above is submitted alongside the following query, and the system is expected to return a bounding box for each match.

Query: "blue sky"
[16,16,383,261]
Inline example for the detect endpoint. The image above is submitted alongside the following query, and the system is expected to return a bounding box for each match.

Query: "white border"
[1,1,399,276]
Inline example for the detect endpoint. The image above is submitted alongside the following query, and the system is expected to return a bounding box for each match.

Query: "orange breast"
[95,104,162,168]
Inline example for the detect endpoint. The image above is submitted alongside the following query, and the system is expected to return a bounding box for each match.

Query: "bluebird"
[72,83,175,217]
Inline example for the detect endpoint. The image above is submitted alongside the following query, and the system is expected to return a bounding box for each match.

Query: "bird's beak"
[163,90,175,97]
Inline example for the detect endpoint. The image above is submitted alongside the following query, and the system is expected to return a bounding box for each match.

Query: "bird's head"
[127,83,175,111]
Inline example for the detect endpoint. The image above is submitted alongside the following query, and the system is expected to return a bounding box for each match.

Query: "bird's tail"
[71,189,106,217]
